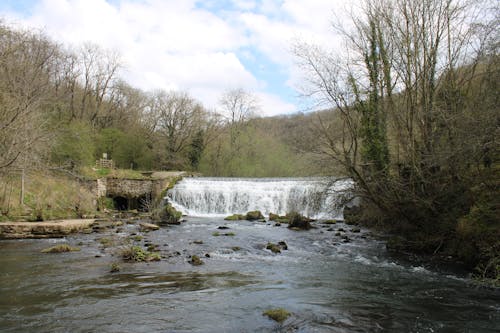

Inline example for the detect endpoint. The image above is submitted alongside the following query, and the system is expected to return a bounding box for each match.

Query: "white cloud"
[0,0,354,116]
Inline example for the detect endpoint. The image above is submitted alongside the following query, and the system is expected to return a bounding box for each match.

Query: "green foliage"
[121,245,160,262]
[199,124,314,177]
[51,121,95,167]
[188,130,205,170]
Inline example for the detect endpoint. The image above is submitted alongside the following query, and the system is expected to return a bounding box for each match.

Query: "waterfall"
[166,177,352,219]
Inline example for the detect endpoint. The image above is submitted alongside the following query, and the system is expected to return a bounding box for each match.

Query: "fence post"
[20,168,25,205]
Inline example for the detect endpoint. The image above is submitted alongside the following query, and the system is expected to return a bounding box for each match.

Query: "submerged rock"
[139,222,159,231]
[110,263,121,273]
[266,242,281,253]
[189,255,204,266]
[263,308,291,323]
[278,241,288,250]
[266,241,288,253]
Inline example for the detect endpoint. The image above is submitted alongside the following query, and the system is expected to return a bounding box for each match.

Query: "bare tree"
[0,23,58,170]
[146,90,206,169]
[219,88,260,161]
[295,0,498,224]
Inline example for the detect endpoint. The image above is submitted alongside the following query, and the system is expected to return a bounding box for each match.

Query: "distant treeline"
[0,20,333,177]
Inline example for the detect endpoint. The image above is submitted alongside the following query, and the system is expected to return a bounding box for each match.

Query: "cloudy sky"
[0,0,350,116]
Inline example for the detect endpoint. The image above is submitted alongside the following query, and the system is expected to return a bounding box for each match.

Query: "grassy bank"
[0,170,96,222]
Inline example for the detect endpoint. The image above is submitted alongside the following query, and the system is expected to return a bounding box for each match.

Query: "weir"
[166,177,352,219]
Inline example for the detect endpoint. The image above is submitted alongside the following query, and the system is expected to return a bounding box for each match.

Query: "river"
[0,178,499,332]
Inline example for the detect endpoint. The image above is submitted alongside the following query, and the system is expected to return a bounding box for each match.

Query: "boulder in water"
[140,222,159,231]
[266,242,282,253]
[287,212,313,230]
[245,210,264,220]
[189,255,204,266]
[266,241,288,253]
[224,214,245,221]
[263,308,291,323]
[157,204,182,225]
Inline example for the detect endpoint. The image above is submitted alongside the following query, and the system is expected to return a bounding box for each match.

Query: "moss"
[266,242,281,254]
[224,214,245,221]
[287,212,313,230]
[41,244,80,253]
[225,232,236,236]
[121,245,160,262]
[148,252,161,261]
[131,235,143,242]
[322,220,337,225]
[245,210,264,220]
[147,244,159,251]
[110,263,121,273]
[190,255,204,266]
[268,213,280,221]
[99,237,113,247]
[212,231,221,236]
[231,246,241,251]
[157,204,182,224]
[263,308,291,323]
[97,197,114,211]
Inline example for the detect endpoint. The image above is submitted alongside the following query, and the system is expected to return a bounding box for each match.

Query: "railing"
[96,159,115,169]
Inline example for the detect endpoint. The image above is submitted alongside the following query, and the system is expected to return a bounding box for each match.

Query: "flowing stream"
[1,177,499,332]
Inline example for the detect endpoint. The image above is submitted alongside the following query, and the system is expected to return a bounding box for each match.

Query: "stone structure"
[0,219,95,239]
[85,172,185,211]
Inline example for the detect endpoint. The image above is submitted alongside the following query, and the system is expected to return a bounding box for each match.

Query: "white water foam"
[167,177,352,219]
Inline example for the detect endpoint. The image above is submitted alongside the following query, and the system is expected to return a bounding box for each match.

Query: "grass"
[120,245,161,262]
[0,170,95,221]
[79,167,146,180]
[41,244,80,253]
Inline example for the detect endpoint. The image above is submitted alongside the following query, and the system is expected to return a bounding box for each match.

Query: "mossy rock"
[266,243,281,253]
[121,245,160,262]
[322,220,337,225]
[263,308,291,323]
[287,212,313,230]
[269,213,280,221]
[189,255,204,266]
[110,263,121,273]
[269,213,289,223]
[224,214,245,221]
[41,244,80,253]
[158,204,182,225]
[245,210,264,220]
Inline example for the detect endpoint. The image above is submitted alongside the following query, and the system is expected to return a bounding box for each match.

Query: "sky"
[0,0,351,116]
